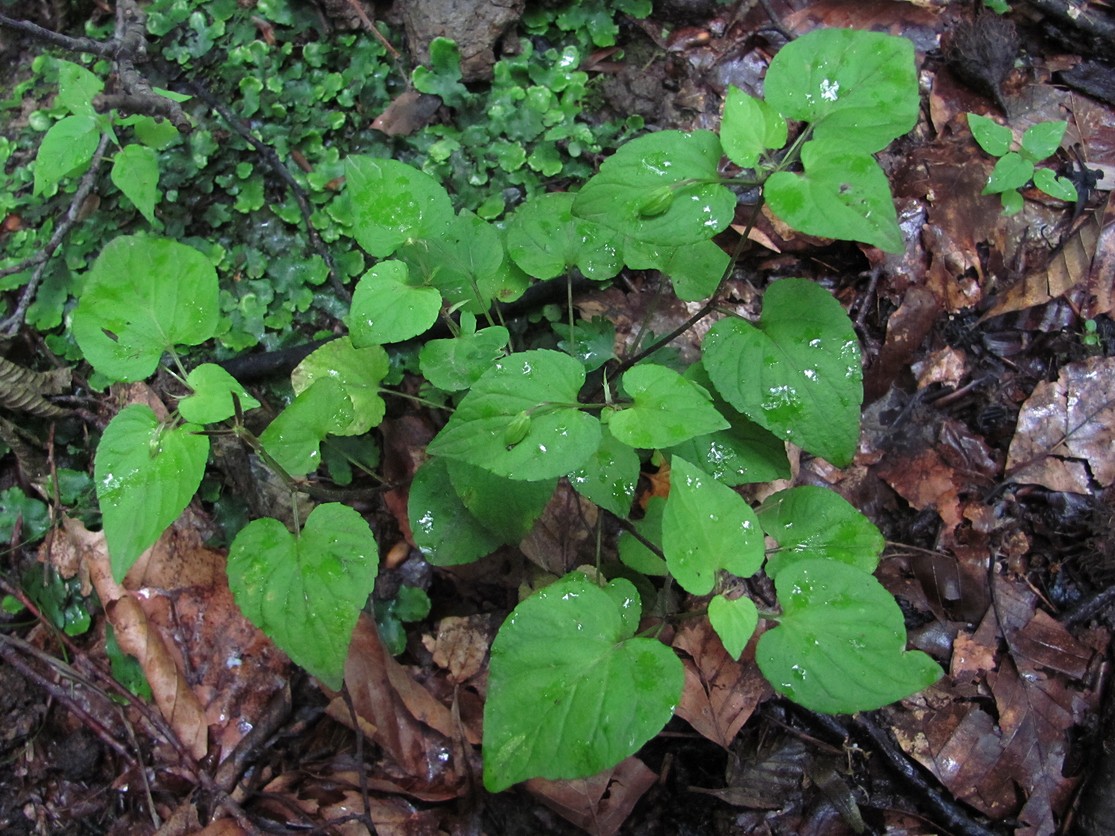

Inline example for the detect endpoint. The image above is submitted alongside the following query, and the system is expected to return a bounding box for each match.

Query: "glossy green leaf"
[419,326,509,391]
[756,559,942,713]
[506,192,623,281]
[291,337,388,435]
[446,459,556,543]
[720,86,787,168]
[179,363,260,424]
[1033,167,1078,202]
[483,573,683,791]
[572,130,735,246]
[94,405,208,580]
[427,350,601,481]
[665,418,790,486]
[227,503,378,690]
[342,156,454,257]
[259,379,354,478]
[967,112,1011,157]
[983,152,1034,194]
[73,236,220,382]
[348,260,442,346]
[398,210,528,313]
[55,59,103,116]
[624,238,730,302]
[709,594,758,661]
[568,427,640,517]
[0,488,50,544]
[33,114,100,195]
[609,364,729,449]
[1000,190,1024,215]
[661,457,764,595]
[409,457,503,565]
[758,486,884,579]
[764,28,918,154]
[111,144,160,225]
[412,37,470,106]
[1020,119,1066,161]
[765,141,903,252]
[618,496,668,576]
[703,278,863,466]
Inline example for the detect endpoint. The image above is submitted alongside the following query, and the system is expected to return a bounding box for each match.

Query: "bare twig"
[0,12,115,56]
[0,131,112,337]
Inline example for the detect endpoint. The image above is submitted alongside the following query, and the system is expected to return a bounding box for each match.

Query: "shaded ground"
[3,0,1115,834]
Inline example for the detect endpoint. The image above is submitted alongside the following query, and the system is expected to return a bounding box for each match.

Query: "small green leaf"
[110,144,160,225]
[618,496,668,576]
[661,457,764,595]
[1033,167,1078,202]
[348,260,442,346]
[95,405,209,580]
[179,363,260,424]
[419,326,509,391]
[409,457,503,565]
[55,59,103,116]
[412,37,470,106]
[0,488,50,544]
[506,192,623,281]
[568,427,640,517]
[259,379,355,478]
[983,152,1034,194]
[764,28,918,154]
[757,486,884,579]
[427,350,601,481]
[624,238,729,302]
[756,559,942,713]
[72,236,220,382]
[721,86,787,168]
[664,418,790,486]
[446,459,556,543]
[765,141,903,252]
[483,573,684,792]
[1000,190,1024,215]
[291,337,388,435]
[572,130,735,246]
[703,278,863,466]
[609,364,729,449]
[341,156,455,257]
[708,594,758,660]
[227,503,378,690]
[554,317,617,372]
[34,114,100,195]
[1020,119,1067,162]
[967,113,1012,157]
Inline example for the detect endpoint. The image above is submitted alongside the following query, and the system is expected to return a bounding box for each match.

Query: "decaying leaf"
[0,356,70,417]
[525,757,656,836]
[1007,355,1115,492]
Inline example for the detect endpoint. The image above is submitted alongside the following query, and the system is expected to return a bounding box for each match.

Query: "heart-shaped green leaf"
[983,152,1034,194]
[33,114,100,195]
[506,192,623,281]
[764,28,918,154]
[756,559,942,714]
[227,503,378,690]
[419,326,509,391]
[1033,167,1077,202]
[758,486,884,579]
[709,594,758,661]
[483,573,683,792]
[967,113,1012,157]
[623,238,730,302]
[341,156,455,257]
[94,405,209,580]
[661,457,764,595]
[260,379,354,478]
[765,142,903,252]
[291,337,388,435]
[572,130,735,247]
[111,144,160,226]
[1020,119,1066,162]
[408,457,503,566]
[702,278,862,466]
[427,350,601,481]
[609,364,729,449]
[568,427,640,517]
[73,236,220,382]
[179,363,260,424]
[348,260,442,346]
[55,59,103,116]
[446,459,556,543]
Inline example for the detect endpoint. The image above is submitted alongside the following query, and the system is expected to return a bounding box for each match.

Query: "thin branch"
[0,13,116,56]
[0,132,112,337]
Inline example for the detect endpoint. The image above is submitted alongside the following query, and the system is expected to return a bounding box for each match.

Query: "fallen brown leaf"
[525,756,656,836]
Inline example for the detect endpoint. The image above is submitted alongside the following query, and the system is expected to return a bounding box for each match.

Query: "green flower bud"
[503,411,531,449]
[637,185,675,218]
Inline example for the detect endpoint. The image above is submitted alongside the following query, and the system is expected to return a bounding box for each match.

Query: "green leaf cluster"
[968,113,1078,214]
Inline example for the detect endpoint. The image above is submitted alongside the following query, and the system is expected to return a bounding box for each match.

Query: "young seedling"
[968,113,1078,214]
